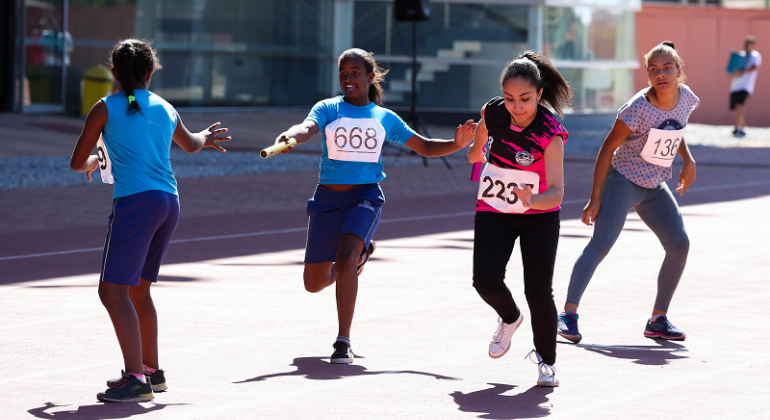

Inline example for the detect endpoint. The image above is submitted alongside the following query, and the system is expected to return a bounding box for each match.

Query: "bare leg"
[335,234,365,338]
[303,262,336,293]
[129,278,158,369]
[734,104,745,128]
[564,303,578,313]
[98,281,143,374]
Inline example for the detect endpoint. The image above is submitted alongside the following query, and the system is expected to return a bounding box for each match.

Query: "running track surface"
[1,160,769,419]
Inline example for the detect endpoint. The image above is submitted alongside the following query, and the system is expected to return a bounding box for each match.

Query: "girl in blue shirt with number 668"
[272,48,477,364]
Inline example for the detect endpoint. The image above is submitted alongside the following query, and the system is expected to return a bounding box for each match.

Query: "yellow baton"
[260,138,297,159]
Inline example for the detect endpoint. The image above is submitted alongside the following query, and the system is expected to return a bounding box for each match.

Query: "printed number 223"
[481,176,534,205]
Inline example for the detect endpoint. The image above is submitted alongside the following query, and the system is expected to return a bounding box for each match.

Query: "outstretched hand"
[454,119,477,150]
[274,132,296,154]
[202,122,231,152]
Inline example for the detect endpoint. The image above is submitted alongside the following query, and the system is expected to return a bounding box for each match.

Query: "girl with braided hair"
[70,39,231,402]
[467,50,572,387]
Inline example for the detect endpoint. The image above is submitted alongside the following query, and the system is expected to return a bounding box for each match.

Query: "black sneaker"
[107,369,167,392]
[97,373,154,403]
[330,340,354,364]
[356,240,376,276]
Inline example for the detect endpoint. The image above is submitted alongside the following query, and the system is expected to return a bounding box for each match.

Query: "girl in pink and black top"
[467,51,572,387]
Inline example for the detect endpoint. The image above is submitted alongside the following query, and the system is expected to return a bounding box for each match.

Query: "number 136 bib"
[640,127,684,168]
[325,117,386,163]
[477,164,540,213]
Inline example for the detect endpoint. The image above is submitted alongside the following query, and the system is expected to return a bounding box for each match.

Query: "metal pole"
[410,19,417,118]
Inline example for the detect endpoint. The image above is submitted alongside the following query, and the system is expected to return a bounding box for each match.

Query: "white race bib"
[640,127,684,168]
[325,118,386,163]
[96,134,114,184]
[477,164,540,213]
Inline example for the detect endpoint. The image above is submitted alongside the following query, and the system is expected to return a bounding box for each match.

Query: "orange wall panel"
[636,6,770,127]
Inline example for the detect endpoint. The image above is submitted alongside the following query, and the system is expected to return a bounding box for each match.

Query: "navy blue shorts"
[100,190,180,286]
[305,183,384,264]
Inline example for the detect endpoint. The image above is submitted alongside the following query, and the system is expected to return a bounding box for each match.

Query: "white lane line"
[2,177,768,263]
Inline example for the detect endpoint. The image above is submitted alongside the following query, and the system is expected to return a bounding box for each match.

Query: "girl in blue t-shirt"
[70,39,231,403]
[273,48,476,364]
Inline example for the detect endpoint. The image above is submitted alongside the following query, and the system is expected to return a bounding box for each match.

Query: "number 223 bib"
[477,164,540,213]
[325,117,386,163]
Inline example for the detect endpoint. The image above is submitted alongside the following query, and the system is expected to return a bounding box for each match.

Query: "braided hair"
[499,50,573,118]
[108,39,162,115]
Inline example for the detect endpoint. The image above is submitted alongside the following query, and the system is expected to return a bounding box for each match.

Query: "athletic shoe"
[356,240,376,276]
[526,350,559,387]
[107,369,167,392]
[488,313,524,358]
[644,315,686,340]
[97,373,154,403]
[736,129,746,138]
[330,340,354,364]
[557,312,582,344]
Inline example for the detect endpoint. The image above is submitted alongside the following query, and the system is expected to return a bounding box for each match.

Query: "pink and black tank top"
[476,97,568,214]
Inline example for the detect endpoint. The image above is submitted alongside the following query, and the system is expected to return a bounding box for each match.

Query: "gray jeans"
[566,167,689,312]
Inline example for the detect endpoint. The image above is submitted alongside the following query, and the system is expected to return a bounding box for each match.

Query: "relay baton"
[260,138,297,159]
[470,143,489,182]
[470,162,483,182]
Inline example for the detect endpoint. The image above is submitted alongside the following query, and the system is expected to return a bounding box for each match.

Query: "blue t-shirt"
[305,96,416,185]
[102,90,178,199]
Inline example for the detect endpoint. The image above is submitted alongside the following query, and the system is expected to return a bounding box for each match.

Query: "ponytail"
[500,50,573,118]
[338,48,389,106]
[108,39,162,115]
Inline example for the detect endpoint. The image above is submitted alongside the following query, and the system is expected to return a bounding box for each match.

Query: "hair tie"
[128,95,136,104]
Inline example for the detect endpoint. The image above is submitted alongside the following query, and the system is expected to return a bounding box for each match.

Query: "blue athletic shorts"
[305,183,384,264]
[100,190,180,286]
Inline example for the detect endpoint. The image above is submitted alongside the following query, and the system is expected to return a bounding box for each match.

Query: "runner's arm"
[404,119,477,157]
[676,137,696,195]
[525,136,565,210]
[273,120,319,154]
[172,111,231,153]
[582,119,631,225]
[70,100,107,181]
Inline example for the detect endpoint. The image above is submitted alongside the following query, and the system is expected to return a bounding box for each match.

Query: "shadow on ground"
[27,401,187,419]
[450,383,554,419]
[571,339,688,365]
[234,356,458,383]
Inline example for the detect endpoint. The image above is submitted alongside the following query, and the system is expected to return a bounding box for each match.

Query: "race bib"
[96,134,114,184]
[640,127,684,168]
[325,118,386,163]
[477,164,540,213]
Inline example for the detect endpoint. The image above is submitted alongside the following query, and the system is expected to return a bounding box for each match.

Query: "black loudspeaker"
[394,0,430,21]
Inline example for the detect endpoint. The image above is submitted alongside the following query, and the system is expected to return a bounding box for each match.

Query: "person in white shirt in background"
[730,36,762,138]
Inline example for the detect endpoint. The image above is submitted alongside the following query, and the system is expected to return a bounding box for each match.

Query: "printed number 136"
[481,176,534,205]
[653,137,681,157]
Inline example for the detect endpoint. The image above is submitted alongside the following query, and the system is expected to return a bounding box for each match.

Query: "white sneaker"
[526,350,559,387]
[488,313,524,358]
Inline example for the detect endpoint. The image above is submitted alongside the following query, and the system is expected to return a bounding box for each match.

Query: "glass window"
[543,7,636,62]
[353,1,531,110]
[68,0,336,106]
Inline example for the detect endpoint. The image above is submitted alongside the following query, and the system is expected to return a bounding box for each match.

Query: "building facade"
[1,0,640,117]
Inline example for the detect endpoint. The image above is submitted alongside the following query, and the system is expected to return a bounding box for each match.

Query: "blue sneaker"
[557,312,582,344]
[644,316,686,340]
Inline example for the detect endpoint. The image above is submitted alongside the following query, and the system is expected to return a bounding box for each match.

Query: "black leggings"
[473,210,559,365]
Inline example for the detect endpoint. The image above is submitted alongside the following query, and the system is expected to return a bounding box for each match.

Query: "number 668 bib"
[477,164,540,213]
[640,127,684,168]
[325,117,386,163]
